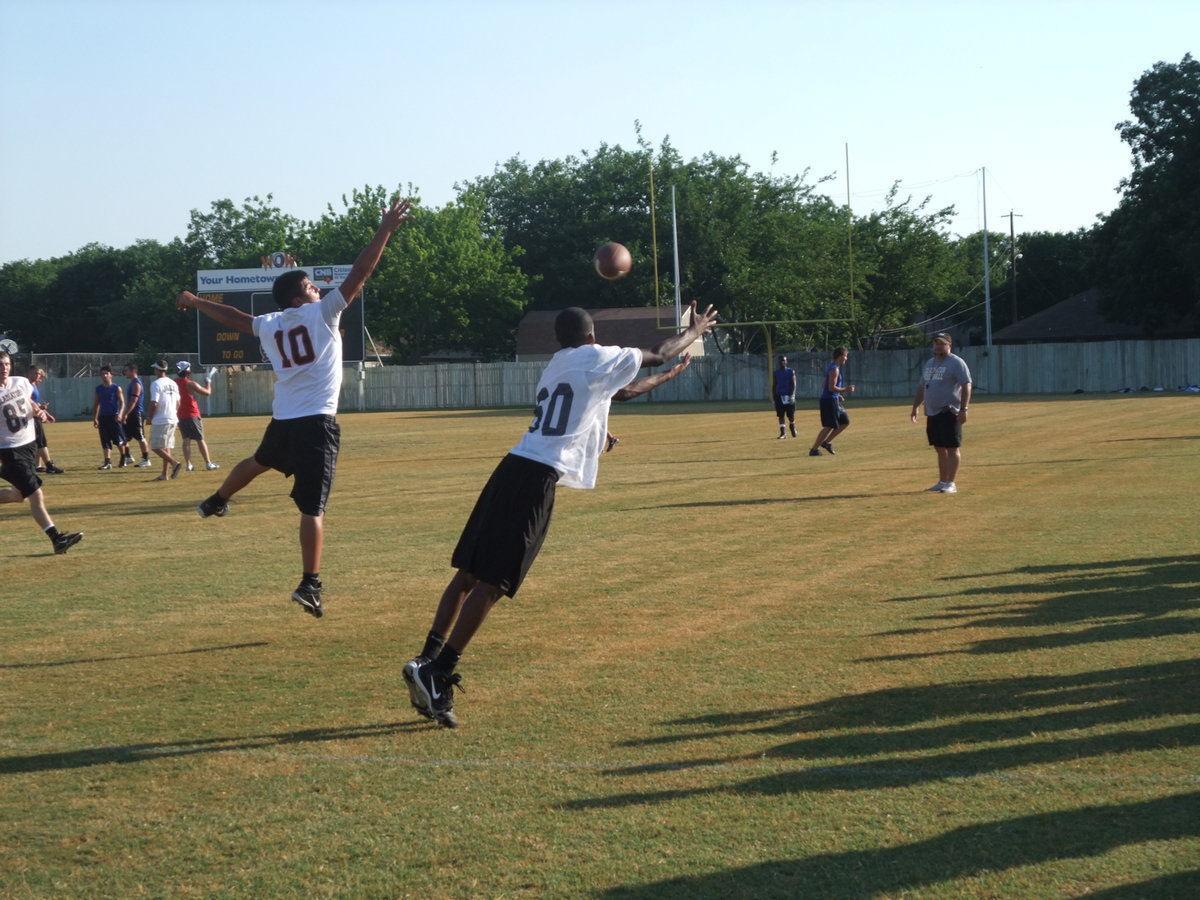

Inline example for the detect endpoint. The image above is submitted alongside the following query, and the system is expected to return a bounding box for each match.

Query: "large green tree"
[1096,54,1200,333]
[304,186,530,363]
[183,195,304,270]
[0,240,193,353]
[850,186,966,349]
[467,136,854,354]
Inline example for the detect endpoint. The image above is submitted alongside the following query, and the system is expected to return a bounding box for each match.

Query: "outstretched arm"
[338,195,414,305]
[614,354,691,402]
[640,300,717,367]
[175,292,256,333]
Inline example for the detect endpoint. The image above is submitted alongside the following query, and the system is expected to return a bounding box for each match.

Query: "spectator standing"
[92,365,129,470]
[146,361,182,481]
[174,361,219,471]
[121,362,152,467]
[772,355,798,439]
[26,365,64,474]
[911,332,972,494]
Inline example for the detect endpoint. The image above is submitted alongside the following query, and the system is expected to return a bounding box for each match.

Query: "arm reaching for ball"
[614,354,692,402]
[639,300,717,368]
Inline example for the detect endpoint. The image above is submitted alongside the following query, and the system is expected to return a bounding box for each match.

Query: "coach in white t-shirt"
[175,196,413,619]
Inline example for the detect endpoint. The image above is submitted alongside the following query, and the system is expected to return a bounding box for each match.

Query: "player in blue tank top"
[810,347,854,456]
[772,355,798,438]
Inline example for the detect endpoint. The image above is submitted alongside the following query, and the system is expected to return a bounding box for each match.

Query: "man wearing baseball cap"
[175,361,219,472]
[911,332,972,493]
[146,360,182,481]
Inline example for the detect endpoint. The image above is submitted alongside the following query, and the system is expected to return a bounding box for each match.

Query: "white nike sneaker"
[924,482,946,492]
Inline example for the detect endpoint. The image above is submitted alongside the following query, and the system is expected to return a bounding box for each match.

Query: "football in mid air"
[593,242,632,280]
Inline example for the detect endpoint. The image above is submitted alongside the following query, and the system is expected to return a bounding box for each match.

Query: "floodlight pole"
[982,167,992,347]
[671,185,682,329]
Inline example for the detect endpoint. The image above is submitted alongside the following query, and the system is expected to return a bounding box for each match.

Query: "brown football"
[593,242,632,280]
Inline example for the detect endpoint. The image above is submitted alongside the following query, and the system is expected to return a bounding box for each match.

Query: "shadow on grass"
[0,641,269,669]
[595,659,1199,790]
[624,493,884,510]
[598,792,1200,899]
[0,720,419,774]
[871,554,1200,658]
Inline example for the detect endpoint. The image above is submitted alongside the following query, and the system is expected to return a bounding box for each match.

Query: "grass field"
[2,395,1198,898]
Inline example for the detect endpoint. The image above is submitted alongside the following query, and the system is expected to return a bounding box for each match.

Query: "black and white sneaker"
[409,662,462,729]
[291,580,323,618]
[197,495,228,518]
[53,531,83,555]
[821,441,836,455]
[402,656,434,719]
[98,461,112,470]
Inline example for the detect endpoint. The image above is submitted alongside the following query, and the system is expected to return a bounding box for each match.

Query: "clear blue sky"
[1,0,1196,265]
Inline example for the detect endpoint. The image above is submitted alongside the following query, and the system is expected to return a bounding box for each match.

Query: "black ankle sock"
[303,572,320,586]
[420,630,447,660]
[45,526,60,540]
[433,647,461,674]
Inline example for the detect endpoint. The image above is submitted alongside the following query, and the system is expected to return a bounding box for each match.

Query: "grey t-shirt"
[920,353,972,415]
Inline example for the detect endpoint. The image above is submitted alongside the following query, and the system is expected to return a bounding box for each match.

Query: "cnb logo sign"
[261,252,298,270]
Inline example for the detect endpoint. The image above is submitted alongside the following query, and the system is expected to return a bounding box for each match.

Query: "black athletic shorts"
[253,415,340,517]
[124,410,145,443]
[452,453,559,598]
[97,415,126,450]
[33,419,47,449]
[819,396,849,429]
[0,442,42,498]
[773,394,795,419]
[926,409,962,448]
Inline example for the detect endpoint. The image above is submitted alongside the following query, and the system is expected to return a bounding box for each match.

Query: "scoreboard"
[194,264,364,367]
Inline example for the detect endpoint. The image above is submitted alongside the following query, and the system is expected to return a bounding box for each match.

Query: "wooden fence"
[31,339,1200,420]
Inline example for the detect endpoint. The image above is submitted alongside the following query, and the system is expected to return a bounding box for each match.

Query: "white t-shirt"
[252,288,347,419]
[149,375,180,425]
[510,344,643,489]
[0,376,36,449]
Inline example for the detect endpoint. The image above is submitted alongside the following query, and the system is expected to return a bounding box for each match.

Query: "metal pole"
[1007,210,1021,325]
[671,186,682,329]
[983,168,991,347]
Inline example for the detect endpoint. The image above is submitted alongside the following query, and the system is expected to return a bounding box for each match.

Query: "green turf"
[2,396,1198,898]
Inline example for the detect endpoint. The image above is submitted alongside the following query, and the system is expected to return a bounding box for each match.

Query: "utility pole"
[1002,210,1023,325]
[982,168,991,346]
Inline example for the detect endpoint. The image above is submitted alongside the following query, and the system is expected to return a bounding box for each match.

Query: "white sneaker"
[185,464,195,472]
[135,459,151,467]
[924,482,946,492]
[940,483,958,493]
[206,462,220,470]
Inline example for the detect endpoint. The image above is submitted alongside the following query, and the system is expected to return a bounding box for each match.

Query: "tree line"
[1,56,1195,364]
